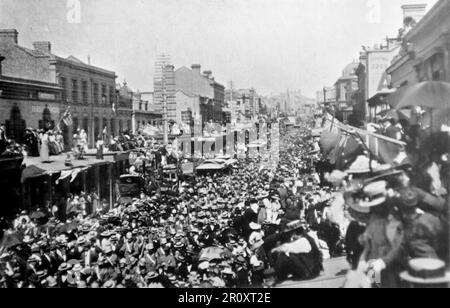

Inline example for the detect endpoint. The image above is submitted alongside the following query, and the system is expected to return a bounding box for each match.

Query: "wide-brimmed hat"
[103,280,116,288]
[283,220,306,233]
[359,181,388,208]
[249,222,262,231]
[146,271,159,279]
[400,258,450,285]
[77,236,87,245]
[58,263,72,272]
[28,255,40,263]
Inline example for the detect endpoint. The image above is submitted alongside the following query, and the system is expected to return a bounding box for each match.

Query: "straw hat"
[359,181,388,208]
[400,258,450,285]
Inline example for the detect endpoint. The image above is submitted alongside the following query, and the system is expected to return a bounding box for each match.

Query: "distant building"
[175,65,225,125]
[131,91,162,133]
[334,61,359,122]
[387,1,450,88]
[0,29,132,148]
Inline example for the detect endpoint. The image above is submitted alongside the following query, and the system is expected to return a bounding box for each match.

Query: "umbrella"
[394,81,450,110]
[57,221,79,234]
[199,246,224,262]
[30,210,46,220]
[0,232,22,249]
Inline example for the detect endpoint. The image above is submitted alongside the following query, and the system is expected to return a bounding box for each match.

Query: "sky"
[0,0,439,97]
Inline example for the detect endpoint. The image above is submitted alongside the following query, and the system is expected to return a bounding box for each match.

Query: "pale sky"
[0,0,439,97]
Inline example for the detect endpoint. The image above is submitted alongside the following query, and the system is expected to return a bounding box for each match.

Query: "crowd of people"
[0,124,65,159]
[0,122,341,288]
[1,112,449,288]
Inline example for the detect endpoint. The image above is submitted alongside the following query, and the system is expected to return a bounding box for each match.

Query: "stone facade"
[132,91,162,133]
[387,0,450,88]
[0,29,132,148]
[175,64,225,125]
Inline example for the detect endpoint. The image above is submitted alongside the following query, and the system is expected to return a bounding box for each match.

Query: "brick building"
[0,29,132,148]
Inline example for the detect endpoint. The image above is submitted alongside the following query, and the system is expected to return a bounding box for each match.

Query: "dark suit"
[0,127,7,154]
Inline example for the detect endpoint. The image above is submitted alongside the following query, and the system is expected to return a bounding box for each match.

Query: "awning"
[196,163,225,171]
[21,154,111,183]
[367,88,397,107]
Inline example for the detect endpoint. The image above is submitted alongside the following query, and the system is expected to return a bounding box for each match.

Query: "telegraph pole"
[155,54,171,146]
[162,64,168,146]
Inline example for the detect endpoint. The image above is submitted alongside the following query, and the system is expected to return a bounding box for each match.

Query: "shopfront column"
[445,39,450,82]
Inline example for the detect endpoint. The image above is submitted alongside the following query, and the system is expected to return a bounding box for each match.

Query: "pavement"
[276,256,350,288]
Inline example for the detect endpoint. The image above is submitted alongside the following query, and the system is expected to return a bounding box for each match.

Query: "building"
[175,64,225,125]
[387,1,450,88]
[225,88,261,123]
[0,54,63,143]
[115,81,134,134]
[0,29,131,148]
[334,61,359,122]
[352,40,401,124]
[131,91,162,133]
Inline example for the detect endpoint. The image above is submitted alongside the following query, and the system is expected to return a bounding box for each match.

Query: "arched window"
[82,117,89,134]
[6,105,26,143]
[72,117,79,132]
[94,117,100,140]
[110,119,116,137]
[39,106,54,130]
[102,117,108,134]
[118,119,123,133]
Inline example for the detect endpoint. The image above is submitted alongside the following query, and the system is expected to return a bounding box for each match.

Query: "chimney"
[191,64,201,75]
[33,41,52,54]
[402,4,427,25]
[0,29,18,45]
[203,70,212,79]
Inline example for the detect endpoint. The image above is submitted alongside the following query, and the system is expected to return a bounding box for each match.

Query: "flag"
[61,109,73,127]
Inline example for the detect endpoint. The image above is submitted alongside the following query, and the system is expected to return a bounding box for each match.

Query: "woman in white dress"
[40,131,50,162]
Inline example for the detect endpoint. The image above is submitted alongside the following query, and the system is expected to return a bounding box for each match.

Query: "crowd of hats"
[0,125,331,288]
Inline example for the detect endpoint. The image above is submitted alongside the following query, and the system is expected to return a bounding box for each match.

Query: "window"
[145,103,148,111]
[127,120,132,131]
[102,84,107,105]
[73,117,79,131]
[93,83,99,104]
[110,119,116,137]
[109,86,115,106]
[82,117,89,133]
[71,79,79,103]
[81,81,88,104]
[119,119,123,133]
[60,77,67,101]
[139,102,143,110]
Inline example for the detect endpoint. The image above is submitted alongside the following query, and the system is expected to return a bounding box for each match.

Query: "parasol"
[199,246,224,262]
[394,81,450,110]
[57,221,79,234]
[30,210,47,220]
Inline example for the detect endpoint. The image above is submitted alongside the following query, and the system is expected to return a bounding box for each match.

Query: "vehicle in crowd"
[117,174,145,203]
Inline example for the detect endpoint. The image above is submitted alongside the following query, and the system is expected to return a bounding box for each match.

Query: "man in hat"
[266,220,323,284]
[398,188,444,261]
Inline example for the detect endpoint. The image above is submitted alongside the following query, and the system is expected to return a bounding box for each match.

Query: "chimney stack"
[402,4,427,25]
[203,70,212,79]
[191,64,201,75]
[0,29,18,45]
[33,41,52,54]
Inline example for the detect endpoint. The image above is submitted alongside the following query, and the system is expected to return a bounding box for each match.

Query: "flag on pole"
[62,110,73,127]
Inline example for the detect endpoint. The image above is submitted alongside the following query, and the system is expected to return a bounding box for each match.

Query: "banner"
[323,113,405,165]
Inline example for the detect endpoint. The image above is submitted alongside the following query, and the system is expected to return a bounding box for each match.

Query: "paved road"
[276,256,349,288]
